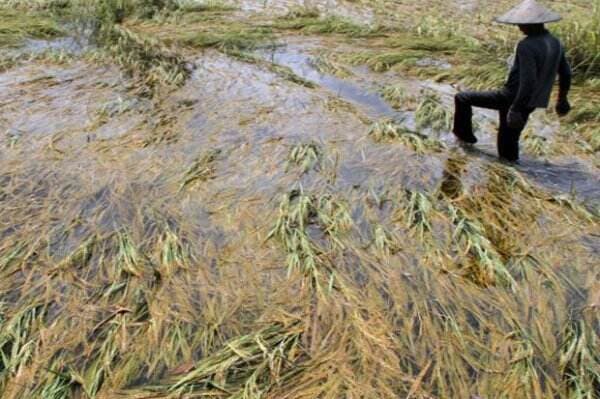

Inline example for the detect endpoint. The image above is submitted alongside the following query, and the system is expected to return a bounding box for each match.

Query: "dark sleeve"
[558,46,572,98]
[511,41,537,112]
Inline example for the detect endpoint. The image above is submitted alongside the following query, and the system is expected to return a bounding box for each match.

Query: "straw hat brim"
[495,0,562,25]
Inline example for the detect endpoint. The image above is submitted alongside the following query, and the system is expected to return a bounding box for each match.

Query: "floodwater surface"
[0,5,598,396]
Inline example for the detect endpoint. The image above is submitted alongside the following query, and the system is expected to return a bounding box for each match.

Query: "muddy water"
[253,40,600,203]
[0,33,598,254]
[258,45,400,118]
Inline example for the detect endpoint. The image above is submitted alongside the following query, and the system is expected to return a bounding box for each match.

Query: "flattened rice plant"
[268,189,352,286]
[559,318,600,398]
[274,10,377,38]
[180,148,221,191]
[268,190,320,279]
[314,194,353,249]
[101,25,190,87]
[349,50,428,73]
[0,9,63,48]
[554,1,600,79]
[164,321,305,397]
[372,224,400,258]
[0,304,48,389]
[381,83,417,110]
[396,189,435,243]
[286,142,323,174]
[502,327,546,396]
[369,120,445,154]
[116,231,143,277]
[446,204,516,289]
[415,90,452,132]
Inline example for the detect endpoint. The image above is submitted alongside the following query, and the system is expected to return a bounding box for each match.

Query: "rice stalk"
[268,189,352,288]
[0,304,48,386]
[381,83,418,110]
[116,231,143,277]
[372,224,400,258]
[157,228,190,274]
[368,120,445,154]
[559,318,600,398]
[124,321,305,397]
[273,13,378,38]
[445,204,516,289]
[396,189,435,243]
[179,148,221,191]
[286,142,322,174]
[415,91,452,132]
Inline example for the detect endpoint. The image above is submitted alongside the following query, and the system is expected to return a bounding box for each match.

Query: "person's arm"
[556,47,572,116]
[507,41,537,128]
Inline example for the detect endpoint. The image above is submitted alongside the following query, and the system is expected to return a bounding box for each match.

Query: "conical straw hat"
[495,0,561,25]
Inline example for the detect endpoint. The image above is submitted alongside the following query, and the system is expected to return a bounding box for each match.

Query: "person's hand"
[556,97,571,116]
[507,109,526,130]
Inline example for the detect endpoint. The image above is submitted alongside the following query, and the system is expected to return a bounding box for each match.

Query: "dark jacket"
[505,29,572,112]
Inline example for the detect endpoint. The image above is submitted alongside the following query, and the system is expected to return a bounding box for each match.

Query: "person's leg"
[497,108,533,162]
[453,90,510,143]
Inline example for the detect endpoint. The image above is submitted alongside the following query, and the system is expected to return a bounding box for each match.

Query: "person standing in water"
[453,0,572,162]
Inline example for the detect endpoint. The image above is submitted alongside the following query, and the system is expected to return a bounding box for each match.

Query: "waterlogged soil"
[1,34,598,230]
[0,4,599,396]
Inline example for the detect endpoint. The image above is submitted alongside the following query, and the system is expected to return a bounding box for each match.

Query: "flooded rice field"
[0,1,598,398]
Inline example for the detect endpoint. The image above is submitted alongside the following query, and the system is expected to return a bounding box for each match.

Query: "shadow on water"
[460,144,600,204]
[517,158,600,204]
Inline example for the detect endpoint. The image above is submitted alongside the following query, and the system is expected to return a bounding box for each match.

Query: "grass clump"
[446,204,516,289]
[555,1,600,79]
[559,318,600,397]
[182,27,273,53]
[274,11,378,38]
[286,142,322,174]
[268,188,352,283]
[137,321,305,397]
[180,149,221,191]
[415,90,452,132]
[349,50,429,73]
[0,9,63,48]
[396,189,435,242]
[381,83,417,110]
[97,25,190,87]
[369,120,445,154]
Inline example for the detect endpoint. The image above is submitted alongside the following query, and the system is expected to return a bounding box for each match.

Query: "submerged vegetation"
[369,120,445,154]
[0,0,598,398]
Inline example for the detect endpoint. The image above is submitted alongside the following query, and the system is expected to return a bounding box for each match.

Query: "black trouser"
[453,90,533,161]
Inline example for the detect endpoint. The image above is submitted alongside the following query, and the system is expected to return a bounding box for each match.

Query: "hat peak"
[496,0,562,25]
